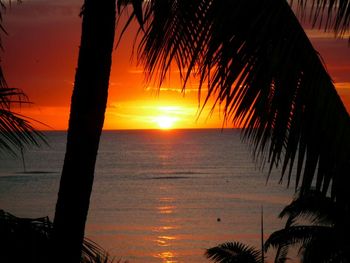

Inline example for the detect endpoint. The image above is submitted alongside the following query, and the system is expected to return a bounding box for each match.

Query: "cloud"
[306,30,338,39]
[145,84,207,94]
[305,29,350,40]
[6,0,81,21]
[335,82,350,89]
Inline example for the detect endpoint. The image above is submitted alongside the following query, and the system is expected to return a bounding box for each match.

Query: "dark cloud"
[5,0,81,20]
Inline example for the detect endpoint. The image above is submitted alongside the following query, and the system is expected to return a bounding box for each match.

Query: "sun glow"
[103,101,225,130]
[155,116,177,130]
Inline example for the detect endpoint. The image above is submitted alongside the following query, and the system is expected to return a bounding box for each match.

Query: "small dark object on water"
[217,218,221,222]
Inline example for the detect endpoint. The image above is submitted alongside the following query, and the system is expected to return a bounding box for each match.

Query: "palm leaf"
[279,189,340,225]
[300,237,350,263]
[268,190,350,262]
[205,242,262,263]
[290,0,350,36]
[269,226,349,262]
[273,245,290,263]
[264,225,336,251]
[0,210,53,263]
[82,238,115,263]
[119,0,350,203]
[0,210,116,263]
[0,85,46,156]
[0,2,46,155]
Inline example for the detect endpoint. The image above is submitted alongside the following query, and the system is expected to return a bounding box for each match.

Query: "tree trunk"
[52,1,116,262]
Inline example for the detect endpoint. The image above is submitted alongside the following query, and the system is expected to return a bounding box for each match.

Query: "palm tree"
[0,1,115,261]
[52,1,116,262]
[118,0,350,205]
[205,242,263,263]
[205,190,350,263]
[265,190,350,263]
[290,0,350,38]
[52,0,350,261]
[0,209,115,263]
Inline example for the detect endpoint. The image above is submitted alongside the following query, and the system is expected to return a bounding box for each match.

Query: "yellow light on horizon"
[155,116,178,130]
[104,100,225,130]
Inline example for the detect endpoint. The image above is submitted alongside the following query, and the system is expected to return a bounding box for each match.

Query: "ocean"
[0,129,296,262]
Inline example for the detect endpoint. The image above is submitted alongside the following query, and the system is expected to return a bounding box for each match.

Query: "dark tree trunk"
[52,1,116,262]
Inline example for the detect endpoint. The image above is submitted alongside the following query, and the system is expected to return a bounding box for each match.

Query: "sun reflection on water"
[157,205,175,214]
[153,226,177,232]
[155,235,177,247]
[155,251,178,263]
[153,193,179,262]
[159,197,176,202]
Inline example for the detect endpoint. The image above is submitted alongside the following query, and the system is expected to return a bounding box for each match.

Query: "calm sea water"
[0,129,296,262]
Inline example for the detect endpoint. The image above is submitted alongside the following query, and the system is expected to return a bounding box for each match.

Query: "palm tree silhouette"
[120,1,350,261]
[52,1,116,262]
[120,0,350,202]
[205,189,350,262]
[0,210,115,263]
[265,189,350,262]
[52,0,350,261]
[205,242,263,263]
[0,1,116,262]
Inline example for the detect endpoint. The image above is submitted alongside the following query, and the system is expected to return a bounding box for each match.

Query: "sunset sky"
[3,0,350,130]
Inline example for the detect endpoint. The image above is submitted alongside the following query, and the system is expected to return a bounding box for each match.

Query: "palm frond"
[0,85,46,156]
[0,210,116,263]
[0,209,53,263]
[117,0,143,26]
[205,242,262,263]
[82,238,114,263]
[289,0,350,36]
[119,0,350,203]
[274,245,290,263]
[264,225,336,251]
[300,237,350,263]
[267,225,349,262]
[0,2,46,155]
[268,189,350,262]
[279,189,340,225]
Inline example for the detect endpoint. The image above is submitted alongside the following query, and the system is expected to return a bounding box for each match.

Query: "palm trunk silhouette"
[52,1,116,262]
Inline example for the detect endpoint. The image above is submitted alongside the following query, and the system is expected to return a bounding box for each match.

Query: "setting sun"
[155,116,177,130]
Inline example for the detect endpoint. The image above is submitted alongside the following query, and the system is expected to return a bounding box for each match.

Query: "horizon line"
[37,127,241,132]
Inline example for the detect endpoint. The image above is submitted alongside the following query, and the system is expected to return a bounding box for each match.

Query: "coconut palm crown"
[205,242,263,263]
[205,189,350,263]
[118,0,350,204]
[265,189,350,262]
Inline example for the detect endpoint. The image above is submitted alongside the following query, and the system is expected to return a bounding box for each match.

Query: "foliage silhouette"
[53,0,350,261]
[0,209,115,263]
[0,1,45,155]
[205,242,263,263]
[265,189,350,262]
[290,0,350,38]
[52,1,116,262]
[0,85,45,155]
[206,190,350,262]
[119,0,350,204]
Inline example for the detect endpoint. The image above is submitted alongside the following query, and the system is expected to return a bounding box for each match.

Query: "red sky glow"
[3,0,350,130]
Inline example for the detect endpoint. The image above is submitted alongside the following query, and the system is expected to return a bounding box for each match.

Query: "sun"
[155,116,177,130]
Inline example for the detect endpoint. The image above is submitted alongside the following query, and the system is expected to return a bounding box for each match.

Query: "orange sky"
[2,1,350,130]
